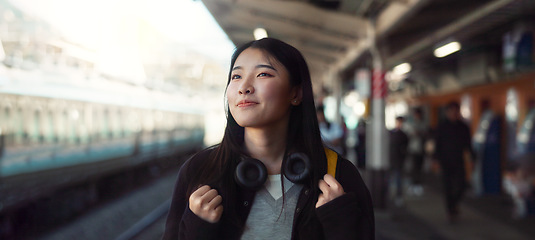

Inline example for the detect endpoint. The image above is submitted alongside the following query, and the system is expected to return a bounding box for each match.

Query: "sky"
[9,0,236,64]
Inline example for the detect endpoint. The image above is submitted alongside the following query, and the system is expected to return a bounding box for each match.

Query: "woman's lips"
[237,100,258,107]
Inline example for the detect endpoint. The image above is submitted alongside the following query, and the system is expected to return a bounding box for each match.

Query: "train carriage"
[0,74,205,222]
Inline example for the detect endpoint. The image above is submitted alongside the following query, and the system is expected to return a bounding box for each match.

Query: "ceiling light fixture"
[392,62,411,75]
[253,27,268,40]
[434,41,461,58]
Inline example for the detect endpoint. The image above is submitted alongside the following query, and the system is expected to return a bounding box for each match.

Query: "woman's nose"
[238,83,254,95]
[239,89,252,94]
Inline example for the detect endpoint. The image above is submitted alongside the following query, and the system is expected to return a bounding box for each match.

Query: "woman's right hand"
[189,185,224,223]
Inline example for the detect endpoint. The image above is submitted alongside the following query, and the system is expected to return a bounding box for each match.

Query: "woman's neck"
[244,125,287,175]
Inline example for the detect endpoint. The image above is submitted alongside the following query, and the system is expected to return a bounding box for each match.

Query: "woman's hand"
[189,185,224,223]
[316,174,345,208]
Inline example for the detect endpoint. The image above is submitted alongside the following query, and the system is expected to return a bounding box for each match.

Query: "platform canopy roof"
[201,0,535,87]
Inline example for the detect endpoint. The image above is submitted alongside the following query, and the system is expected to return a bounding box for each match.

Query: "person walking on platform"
[389,116,409,206]
[407,108,427,196]
[355,120,367,169]
[433,101,474,223]
[316,105,345,155]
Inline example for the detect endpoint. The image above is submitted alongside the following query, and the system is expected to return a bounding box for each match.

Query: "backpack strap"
[324,148,338,177]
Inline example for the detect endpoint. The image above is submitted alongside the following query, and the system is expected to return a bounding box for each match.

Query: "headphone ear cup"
[235,158,268,190]
[284,152,311,184]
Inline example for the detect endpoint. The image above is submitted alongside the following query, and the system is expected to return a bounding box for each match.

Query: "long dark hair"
[186,38,327,227]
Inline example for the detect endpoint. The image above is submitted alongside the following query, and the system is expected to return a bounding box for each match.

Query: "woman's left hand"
[316,174,345,208]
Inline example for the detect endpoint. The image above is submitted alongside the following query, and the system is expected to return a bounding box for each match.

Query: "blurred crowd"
[328,101,535,222]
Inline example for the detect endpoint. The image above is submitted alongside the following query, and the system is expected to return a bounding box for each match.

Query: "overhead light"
[392,62,411,75]
[353,101,366,117]
[343,91,360,107]
[434,41,461,58]
[254,27,268,40]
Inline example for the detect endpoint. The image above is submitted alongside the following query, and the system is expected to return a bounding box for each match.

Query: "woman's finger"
[202,188,219,202]
[318,179,329,193]
[191,185,211,198]
[316,194,326,208]
[208,194,223,209]
[322,174,344,194]
[323,174,341,188]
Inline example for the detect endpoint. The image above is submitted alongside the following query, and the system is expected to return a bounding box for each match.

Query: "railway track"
[36,167,179,240]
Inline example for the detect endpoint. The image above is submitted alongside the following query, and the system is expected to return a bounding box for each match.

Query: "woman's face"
[227,48,299,129]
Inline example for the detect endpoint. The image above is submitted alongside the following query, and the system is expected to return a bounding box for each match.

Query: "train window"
[62,107,79,144]
[46,110,55,143]
[143,110,154,133]
[107,107,114,139]
[62,110,69,143]
[176,113,182,130]
[173,113,180,130]
[126,110,142,135]
[103,108,111,139]
[116,109,124,138]
[70,108,81,144]
[14,107,24,144]
[40,108,52,144]
[124,110,132,135]
[54,108,64,143]
[155,111,164,132]
[33,110,42,143]
[92,107,100,140]
[107,107,116,139]
[2,106,11,144]
[79,105,90,144]
[166,112,174,131]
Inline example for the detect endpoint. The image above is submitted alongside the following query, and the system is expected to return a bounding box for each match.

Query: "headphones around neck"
[234,152,312,190]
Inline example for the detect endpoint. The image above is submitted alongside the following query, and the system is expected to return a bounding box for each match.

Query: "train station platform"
[37,160,535,240]
[373,171,535,240]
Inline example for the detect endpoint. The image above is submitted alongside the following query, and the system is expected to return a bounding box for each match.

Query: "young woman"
[162,38,374,240]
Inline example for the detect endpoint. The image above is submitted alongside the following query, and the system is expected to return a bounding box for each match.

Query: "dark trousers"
[411,153,424,185]
[356,143,366,169]
[390,169,404,197]
[442,166,466,215]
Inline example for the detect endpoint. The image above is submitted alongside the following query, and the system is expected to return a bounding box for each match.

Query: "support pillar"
[366,20,389,209]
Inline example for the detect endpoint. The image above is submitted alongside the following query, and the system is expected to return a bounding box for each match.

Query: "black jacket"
[162,148,375,240]
[389,129,409,170]
[434,119,473,170]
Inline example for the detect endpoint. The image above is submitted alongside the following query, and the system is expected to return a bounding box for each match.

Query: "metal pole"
[367,19,389,209]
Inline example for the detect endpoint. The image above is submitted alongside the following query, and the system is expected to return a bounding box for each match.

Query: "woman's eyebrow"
[232,64,277,72]
[256,64,277,71]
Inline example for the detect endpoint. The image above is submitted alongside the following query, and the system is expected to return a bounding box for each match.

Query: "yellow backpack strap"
[324,148,338,177]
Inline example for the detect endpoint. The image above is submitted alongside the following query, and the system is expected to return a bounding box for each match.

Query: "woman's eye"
[258,72,272,77]
[231,74,241,80]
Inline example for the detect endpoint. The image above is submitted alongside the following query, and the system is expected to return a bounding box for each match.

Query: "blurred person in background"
[355,120,367,169]
[340,116,348,157]
[316,105,345,155]
[389,116,409,206]
[162,38,374,240]
[407,108,427,196]
[433,101,474,223]
[503,153,535,219]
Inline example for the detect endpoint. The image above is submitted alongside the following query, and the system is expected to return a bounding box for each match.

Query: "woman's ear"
[291,86,303,106]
